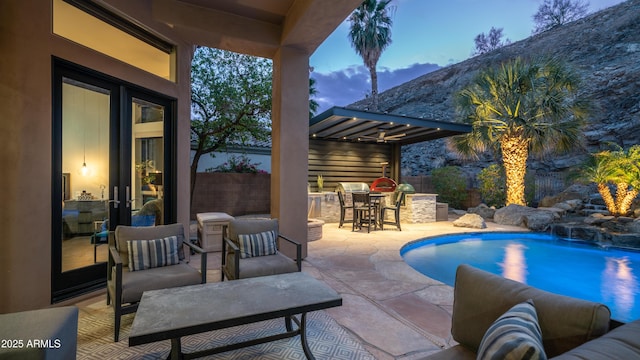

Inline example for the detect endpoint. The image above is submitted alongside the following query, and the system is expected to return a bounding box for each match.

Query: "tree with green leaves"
[309,77,319,118]
[533,0,589,34]
[473,27,511,55]
[190,47,272,199]
[450,57,587,206]
[348,0,394,112]
[578,144,640,216]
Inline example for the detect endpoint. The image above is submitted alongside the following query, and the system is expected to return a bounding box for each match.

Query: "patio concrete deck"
[301,219,525,360]
[191,217,525,360]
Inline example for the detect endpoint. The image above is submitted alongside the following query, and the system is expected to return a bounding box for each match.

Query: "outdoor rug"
[77,300,374,359]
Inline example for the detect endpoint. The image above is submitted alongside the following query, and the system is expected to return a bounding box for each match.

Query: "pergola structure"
[310,106,472,145]
[308,106,472,187]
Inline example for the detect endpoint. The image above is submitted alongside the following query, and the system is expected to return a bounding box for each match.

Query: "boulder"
[584,213,615,225]
[552,202,573,211]
[564,199,583,210]
[468,203,496,219]
[523,211,557,231]
[494,204,529,227]
[494,204,556,231]
[453,213,486,229]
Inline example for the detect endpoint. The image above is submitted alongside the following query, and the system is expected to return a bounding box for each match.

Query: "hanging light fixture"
[80,145,88,176]
[80,88,89,176]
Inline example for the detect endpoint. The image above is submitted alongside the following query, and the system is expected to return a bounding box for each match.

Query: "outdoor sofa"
[423,264,640,359]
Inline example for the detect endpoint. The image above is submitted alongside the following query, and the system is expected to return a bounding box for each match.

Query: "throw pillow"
[237,230,277,259]
[127,236,180,271]
[477,299,547,360]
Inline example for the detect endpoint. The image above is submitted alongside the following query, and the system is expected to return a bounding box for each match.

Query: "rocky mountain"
[350,0,640,180]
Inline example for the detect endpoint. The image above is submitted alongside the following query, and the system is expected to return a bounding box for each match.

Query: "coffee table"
[128,272,342,360]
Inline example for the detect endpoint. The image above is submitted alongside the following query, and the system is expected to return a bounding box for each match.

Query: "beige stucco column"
[271,46,309,258]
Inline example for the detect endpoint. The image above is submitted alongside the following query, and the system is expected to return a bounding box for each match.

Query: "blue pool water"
[400,232,640,322]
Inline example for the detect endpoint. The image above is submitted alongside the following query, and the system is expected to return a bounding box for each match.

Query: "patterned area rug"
[77,301,374,359]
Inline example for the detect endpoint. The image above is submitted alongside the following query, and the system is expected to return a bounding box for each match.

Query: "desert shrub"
[477,164,506,207]
[431,166,468,209]
[207,154,267,173]
[477,164,537,207]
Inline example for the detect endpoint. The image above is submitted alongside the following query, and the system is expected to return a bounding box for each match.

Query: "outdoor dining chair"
[337,191,354,228]
[352,192,376,233]
[381,191,405,231]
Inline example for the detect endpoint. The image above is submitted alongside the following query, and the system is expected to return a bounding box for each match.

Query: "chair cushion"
[127,236,180,271]
[550,319,640,359]
[115,223,185,267]
[451,265,610,357]
[238,230,277,258]
[117,262,202,304]
[477,300,547,360]
[225,252,299,280]
[227,218,279,246]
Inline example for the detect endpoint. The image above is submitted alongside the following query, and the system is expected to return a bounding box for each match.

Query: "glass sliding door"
[131,98,165,226]
[52,60,175,302]
[60,79,111,271]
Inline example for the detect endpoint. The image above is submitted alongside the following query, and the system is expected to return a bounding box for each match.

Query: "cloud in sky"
[311,62,441,115]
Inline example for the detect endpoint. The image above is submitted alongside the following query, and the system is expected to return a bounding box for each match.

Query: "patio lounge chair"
[221,218,301,281]
[107,223,206,342]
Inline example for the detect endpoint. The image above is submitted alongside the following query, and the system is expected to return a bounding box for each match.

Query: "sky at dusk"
[309,0,626,114]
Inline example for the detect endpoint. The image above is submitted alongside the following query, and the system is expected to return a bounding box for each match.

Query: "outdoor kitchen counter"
[311,192,438,224]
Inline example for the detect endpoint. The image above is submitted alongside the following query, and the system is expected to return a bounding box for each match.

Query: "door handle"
[109,186,120,208]
[125,186,133,208]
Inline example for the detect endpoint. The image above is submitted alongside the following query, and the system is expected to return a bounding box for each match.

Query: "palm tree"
[309,77,319,118]
[581,145,640,216]
[450,57,587,205]
[348,0,393,112]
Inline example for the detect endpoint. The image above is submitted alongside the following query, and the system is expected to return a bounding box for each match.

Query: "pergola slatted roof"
[309,106,471,145]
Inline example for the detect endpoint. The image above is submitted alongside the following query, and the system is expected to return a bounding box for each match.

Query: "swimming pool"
[400,232,640,322]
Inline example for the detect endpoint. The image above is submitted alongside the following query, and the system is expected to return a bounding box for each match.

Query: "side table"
[196,212,234,252]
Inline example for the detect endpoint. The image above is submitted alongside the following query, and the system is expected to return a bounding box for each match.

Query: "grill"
[370,177,397,192]
[336,182,370,194]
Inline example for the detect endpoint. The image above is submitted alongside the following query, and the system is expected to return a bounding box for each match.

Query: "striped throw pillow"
[477,299,547,360]
[127,236,180,271]
[237,230,277,259]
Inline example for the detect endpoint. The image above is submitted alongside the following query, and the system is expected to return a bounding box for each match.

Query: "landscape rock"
[523,211,557,232]
[494,204,556,231]
[552,202,573,212]
[629,219,640,233]
[452,213,486,229]
[467,203,496,219]
[584,214,615,225]
[537,207,565,218]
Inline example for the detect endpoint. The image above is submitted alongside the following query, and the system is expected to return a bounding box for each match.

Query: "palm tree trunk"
[597,183,618,216]
[501,135,529,206]
[368,65,379,112]
[619,188,638,215]
[615,182,629,213]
